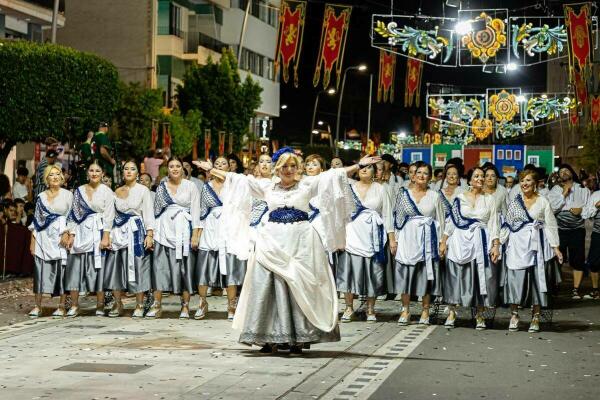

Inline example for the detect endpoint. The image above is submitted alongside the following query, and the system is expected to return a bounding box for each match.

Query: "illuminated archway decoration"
[471,118,493,140]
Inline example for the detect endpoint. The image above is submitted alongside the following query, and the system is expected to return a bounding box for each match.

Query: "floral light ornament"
[471,118,493,140]
[461,12,506,63]
[374,21,453,63]
[526,96,573,121]
[511,23,567,57]
[489,89,519,123]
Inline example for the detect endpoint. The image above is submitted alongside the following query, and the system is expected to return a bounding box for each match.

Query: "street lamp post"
[335,65,367,156]
[310,88,336,146]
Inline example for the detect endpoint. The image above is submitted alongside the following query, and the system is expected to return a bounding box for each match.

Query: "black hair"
[227,153,244,173]
[466,166,485,184]
[483,164,500,179]
[446,158,465,177]
[24,202,35,213]
[433,168,443,177]
[0,174,10,197]
[17,167,29,177]
[413,161,432,177]
[558,163,581,184]
[14,198,25,205]
[167,156,184,166]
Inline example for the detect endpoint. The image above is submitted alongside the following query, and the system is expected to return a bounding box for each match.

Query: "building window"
[157,0,185,37]
[267,59,274,80]
[238,1,278,28]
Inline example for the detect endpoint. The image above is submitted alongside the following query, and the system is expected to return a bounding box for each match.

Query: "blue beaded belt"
[268,206,309,224]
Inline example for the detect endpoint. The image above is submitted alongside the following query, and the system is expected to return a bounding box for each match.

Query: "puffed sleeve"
[190,181,201,229]
[381,183,394,234]
[542,197,560,248]
[102,187,115,231]
[433,191,445,236]
[243,174,272,200]
[547,185,566,213]
[486,195,500,241]
[141,186,155,231]
[575,185,590,209]
[582,191,600,219]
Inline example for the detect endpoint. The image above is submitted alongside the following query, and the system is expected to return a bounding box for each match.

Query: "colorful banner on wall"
[163,123,171,148]
[204,129,211,160]
[377,49,396,103]
[591,95,600,126]
[564,3,593,76]
[405,57,423,107]
[313,4,352,89]
[274,0,307,87]
[218,131,226,156]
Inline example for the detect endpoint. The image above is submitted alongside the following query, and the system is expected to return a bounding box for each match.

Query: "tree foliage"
[113,82,163,159]
[177,49,262,151]
[0,40,120,169]
[167,109,202,158]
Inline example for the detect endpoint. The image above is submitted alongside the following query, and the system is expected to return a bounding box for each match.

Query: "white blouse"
[583,190,600,233]
[154,179,201,259]
[199,181,223,252]
[486,185,508,216]
[444,192,500,266]
[30,189,73,262]
[114,183,155,230]
[67,184,115,234]
[345,181,393,258]
[395,189,445,271]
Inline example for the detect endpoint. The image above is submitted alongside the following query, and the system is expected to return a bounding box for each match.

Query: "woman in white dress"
[64,162,115,317]
[195,156,241,320]
[393,162,445,326]
[28,165,73,318]
[249,154,272,237]
[195,149,378,354]
[502,170,563,333]
[104,160,155,318]
[337,164,395,323]
[439,166,501,330]
[149,157,201,318]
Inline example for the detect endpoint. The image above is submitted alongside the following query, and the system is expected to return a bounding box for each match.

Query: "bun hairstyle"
[305,154,326,170]
[167,156,184,166]
[413,160,432,177]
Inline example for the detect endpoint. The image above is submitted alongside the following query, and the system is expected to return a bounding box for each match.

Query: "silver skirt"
[335,251,386,297]
[152,243,196,294]
[443,259,499,308]
[224,253,247,286]
[104,248,152,294]
[238,260,340,346]
[391,260,442,297]
[503,259,561,308]
[194,250,226,288]
[33,257,65,296]
[64,252,104,293]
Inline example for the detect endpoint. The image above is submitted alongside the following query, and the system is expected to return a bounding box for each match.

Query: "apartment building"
[0,0,65,42]
[58,0,280,123]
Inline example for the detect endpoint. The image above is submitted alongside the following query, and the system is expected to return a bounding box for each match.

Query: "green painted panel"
[525,148,554,176]
[431,144,462,168]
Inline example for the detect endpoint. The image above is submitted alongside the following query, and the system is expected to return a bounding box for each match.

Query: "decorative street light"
[310,87,336,146]
[335,64,367,155]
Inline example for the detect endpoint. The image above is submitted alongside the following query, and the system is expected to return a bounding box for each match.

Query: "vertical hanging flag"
[591,95,600,127]
[204,129,211,160]
[151,120,158,150]
[564,3,593,77]
[163,123,171,149]
[569,105,579,126]
[274,0,307,87]
[313,4,352,89]
[218,131,226,156]
[405,57,423,107]
[377,49,396,103]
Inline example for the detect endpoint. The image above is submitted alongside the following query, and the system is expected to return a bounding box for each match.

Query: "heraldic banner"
[591,95,600,127]
[274,0,307,87]
[313,3,352,89]
[377,49,396,103]
[564,2,593,124]
[405,57,423,107]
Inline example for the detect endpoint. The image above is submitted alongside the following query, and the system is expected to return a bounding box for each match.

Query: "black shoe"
[289,345,303,356]
[572,288,582,300]
[259,344,277,354]
[583,290,600,300]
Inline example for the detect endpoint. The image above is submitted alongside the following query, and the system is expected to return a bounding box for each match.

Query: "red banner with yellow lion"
[377,49,396,103]
[313,4,352,89]
[405,57,423,107]
[274,1,306,88]
[591,95,600,127]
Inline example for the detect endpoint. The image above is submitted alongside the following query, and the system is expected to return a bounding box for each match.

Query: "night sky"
[273,0,564,146]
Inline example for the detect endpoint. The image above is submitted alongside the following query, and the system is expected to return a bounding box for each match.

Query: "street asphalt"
[0,267,597,400]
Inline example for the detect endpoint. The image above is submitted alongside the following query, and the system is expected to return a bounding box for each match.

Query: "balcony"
[186,32,230,54]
